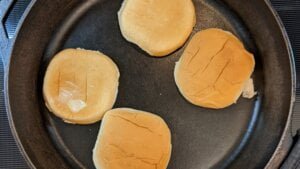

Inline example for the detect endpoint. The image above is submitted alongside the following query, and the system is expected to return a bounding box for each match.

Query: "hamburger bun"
[174,28,255,109]
[43,48,119,124]
[93,108,172,169]
[118,0,196,57]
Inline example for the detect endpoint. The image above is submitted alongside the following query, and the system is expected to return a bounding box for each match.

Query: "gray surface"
[0,0,298,169]
[0,0,34,168]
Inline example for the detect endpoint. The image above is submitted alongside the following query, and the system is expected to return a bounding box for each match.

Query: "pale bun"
[43,48,119,124]
[118,0,196,57]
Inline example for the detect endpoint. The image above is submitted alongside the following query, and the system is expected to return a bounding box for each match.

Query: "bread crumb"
[242,78,257,99]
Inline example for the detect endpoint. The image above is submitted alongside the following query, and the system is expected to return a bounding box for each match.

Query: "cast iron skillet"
[1,0,295,168]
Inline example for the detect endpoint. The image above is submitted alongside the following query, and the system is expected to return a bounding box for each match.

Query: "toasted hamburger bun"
[43,48,119,124]
[118,0,196,57]
[93,108,172,169]
[174,28,255,109]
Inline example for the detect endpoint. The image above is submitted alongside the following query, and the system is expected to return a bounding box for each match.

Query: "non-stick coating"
[6,0,294,169]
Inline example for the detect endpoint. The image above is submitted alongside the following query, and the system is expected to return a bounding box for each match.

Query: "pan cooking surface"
[40,0,263,168]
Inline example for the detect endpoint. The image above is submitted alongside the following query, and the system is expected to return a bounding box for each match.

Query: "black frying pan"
[0,0,295,169]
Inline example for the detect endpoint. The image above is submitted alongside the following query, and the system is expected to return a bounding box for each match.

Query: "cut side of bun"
[118,0,196,57]
[93,108,172,169]
[43,48,120,124]
[174,28,255,109]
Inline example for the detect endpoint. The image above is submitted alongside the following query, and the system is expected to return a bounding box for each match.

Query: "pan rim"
[3,0,38,169]
[262,0,296,168]
[3,0,296,169]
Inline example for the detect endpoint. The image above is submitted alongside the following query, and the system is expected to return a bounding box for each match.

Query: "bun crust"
[43,48,119,124]
[118,0,196,56]
[174,28,255,109]
[93,108,172,169]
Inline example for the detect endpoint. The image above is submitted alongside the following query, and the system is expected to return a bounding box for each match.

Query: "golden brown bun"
[93,108,172,169]
[118,0,196,57]
[174,28,255,109]
[43,48,119,124]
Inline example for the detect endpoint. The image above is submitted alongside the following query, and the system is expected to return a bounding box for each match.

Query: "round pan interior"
[6,0,294,169]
